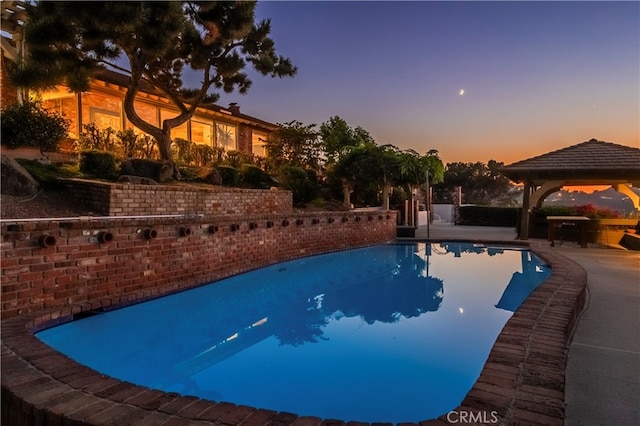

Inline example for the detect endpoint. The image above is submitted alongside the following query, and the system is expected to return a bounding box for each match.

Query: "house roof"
[94,68,278,131]
[500,139,640,183]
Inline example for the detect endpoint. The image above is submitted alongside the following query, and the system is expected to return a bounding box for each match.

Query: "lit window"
[40,89,78,137]
[90,107,121,131]
[191,119,213,145]
[215,122,237,150]
[160,109,188,140]
[252,131,268,157]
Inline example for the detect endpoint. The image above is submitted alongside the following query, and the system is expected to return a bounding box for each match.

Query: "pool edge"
[1,241,586,425]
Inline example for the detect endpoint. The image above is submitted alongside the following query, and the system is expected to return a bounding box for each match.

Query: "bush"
[278,165,319,205]
[177,166,200,182]
[536,204,620,219]
[79,150,117,179]
[193,144,216,166]
[1,101,69,151]
[458,206,519,227]
[239,164,273,188]
[217,165,239,186]
[116,128,155,159]
[76,123,117,152]
[173,138,194,165]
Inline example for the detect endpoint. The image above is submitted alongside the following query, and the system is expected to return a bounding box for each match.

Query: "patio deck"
[415,223,640,425]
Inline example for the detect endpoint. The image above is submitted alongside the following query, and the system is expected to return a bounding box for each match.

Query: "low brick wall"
[64,179,294,217]
[530,218,639,246]
[1,211,396,320]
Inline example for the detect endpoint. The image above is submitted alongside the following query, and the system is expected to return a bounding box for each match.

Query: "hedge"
[458,206,519,227]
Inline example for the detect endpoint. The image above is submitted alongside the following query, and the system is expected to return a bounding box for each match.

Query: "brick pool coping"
[1,241,586,425]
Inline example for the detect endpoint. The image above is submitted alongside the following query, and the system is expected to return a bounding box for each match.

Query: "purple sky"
[215,1,639,165]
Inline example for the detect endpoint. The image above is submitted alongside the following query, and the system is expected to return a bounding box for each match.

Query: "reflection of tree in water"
[272,295,330,346]
[439,242,506,257]
[115,243,547,393]
[321,257,444,325]
[274,245,445,338]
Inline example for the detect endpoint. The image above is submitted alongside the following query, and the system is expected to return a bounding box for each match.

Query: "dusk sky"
[216,1,640,165]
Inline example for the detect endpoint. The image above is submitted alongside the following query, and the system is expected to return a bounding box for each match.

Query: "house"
[0,1,276,158]
[35,69,277,157]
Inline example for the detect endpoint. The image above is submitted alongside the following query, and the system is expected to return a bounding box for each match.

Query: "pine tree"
[10,1,296,170]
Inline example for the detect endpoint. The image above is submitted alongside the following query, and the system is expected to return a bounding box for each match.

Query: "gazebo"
[500,139,640,240]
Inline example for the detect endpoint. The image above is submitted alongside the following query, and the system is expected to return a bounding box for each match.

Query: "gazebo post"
[519,180,532,240]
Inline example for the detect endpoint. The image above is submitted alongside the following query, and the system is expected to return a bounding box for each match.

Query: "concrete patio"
[415,222,640,425]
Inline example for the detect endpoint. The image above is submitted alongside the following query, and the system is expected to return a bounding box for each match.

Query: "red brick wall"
[65,179,293,216]
[0,211,397,319]
[238,124,252,153]
[0,53,18,108]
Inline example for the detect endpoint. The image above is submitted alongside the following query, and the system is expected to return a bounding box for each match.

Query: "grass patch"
[16,159,81,190]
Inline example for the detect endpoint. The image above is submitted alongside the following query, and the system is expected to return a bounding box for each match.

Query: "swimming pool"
[36,242,551,423]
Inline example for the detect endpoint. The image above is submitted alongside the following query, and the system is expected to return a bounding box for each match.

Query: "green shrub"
[139,134,159,159]
[217,165,239,186]
[278,165,319,205]
[458,206,519,227]
[239,164,273,188]
[193,144,215,166]
[116,128,153,159]
[223,150,257,168]
[76,123,117,152]
[536,204,620,219]
[79,150,117,179]
[1,101,69,151]
[177,166,200,182]
[173,138,194,165]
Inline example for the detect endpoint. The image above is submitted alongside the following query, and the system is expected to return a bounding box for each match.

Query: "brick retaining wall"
[64,179,294,217]
[1,211,396,320]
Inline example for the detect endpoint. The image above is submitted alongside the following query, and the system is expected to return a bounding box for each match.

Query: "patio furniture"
[547,216,590,248]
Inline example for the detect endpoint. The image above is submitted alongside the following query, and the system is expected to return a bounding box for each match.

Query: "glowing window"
[215,122,237,151]
[252,131,268,157]
[160,110,188,141]
[191,119,213,145]
[90,107,122,131]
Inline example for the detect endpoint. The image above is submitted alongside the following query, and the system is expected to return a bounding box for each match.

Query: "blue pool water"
[37,243,551,423]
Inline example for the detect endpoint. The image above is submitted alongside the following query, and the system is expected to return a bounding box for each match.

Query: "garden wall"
[64,179,293,217]
[529,217,638,247]
[0,211,397,320]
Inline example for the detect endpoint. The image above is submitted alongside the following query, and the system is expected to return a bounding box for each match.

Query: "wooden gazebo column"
[519,180,533,240]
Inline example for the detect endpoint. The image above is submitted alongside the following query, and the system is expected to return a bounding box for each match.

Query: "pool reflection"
[37,243,551,423]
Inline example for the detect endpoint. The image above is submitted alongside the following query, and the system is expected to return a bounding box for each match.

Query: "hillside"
[544,187,640,217]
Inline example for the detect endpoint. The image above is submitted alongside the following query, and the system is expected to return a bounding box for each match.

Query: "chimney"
[228,103,240,114]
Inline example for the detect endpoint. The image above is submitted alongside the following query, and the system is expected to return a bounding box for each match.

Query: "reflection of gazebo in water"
[495,250,551,312]
[500,139,640,240]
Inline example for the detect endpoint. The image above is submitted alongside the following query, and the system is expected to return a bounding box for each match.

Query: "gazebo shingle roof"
[500,139,640,182]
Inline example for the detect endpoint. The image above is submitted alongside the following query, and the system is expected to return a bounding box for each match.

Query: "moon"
[459,89,465,96]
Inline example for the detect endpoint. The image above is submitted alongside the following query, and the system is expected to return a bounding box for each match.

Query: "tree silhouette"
[433,160,516,205]
[319,115,376,165]
[10,1,296,171]
[264,120,322,172]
